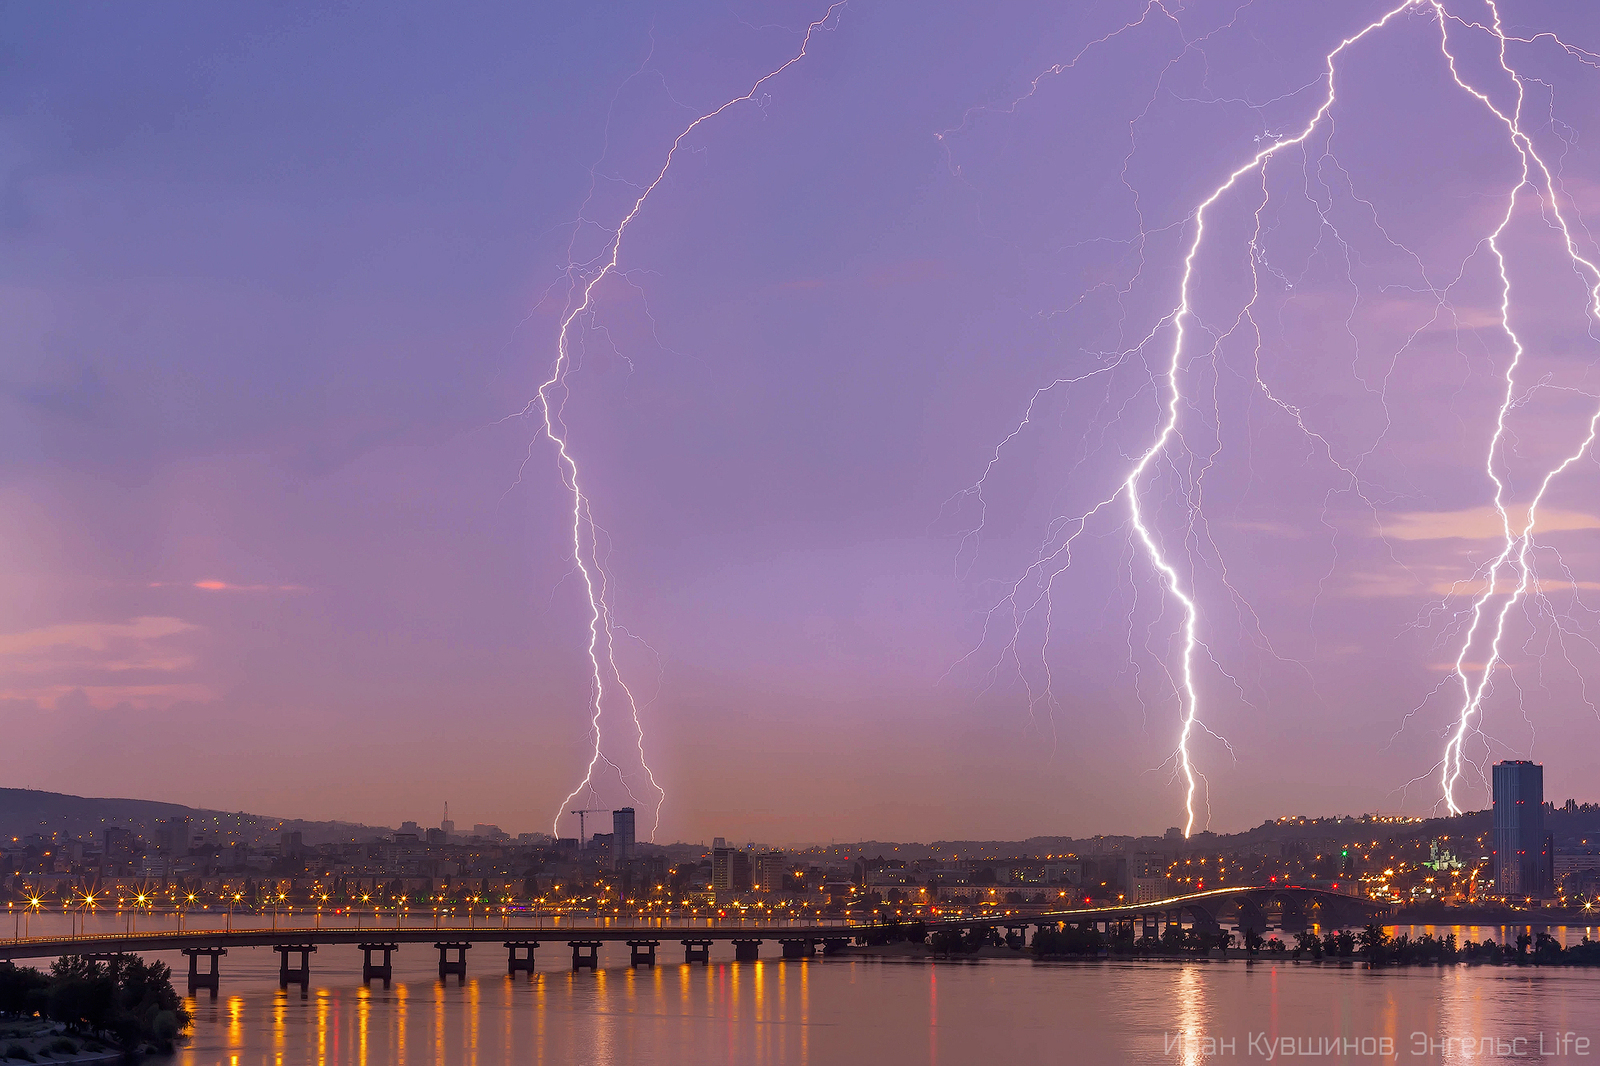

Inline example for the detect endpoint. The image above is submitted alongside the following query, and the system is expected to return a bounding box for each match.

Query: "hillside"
[0,788,394,848]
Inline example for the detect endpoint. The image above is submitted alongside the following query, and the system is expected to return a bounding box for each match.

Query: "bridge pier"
[627,940,659,967]
[570,941,601,970]
[732,938,762,962]
[275,945,316,996]
[682,939,713,964]
[182,947,224,998]
[435,942,471,982]
[779,938,816,959]
[821,937,850,956]
[505,941,539,977]
[358,943,397,988]
[1003,923,1029,949]
[1236,900,1267,938]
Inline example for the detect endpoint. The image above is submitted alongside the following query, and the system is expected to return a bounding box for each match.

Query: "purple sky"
[5,1,1600,843]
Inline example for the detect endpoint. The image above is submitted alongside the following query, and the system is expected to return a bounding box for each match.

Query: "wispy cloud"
[1380,506,1600,541]
[0,615,196,658]
[0,616,210,709]
[148,580,308,592]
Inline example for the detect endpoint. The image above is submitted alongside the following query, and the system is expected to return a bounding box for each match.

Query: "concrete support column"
[569,941,601,970]
[732,939,761,962]
[627,941,659,967]
[778,938,816,959]
[274,945,316,997]
[182,948,224,998]
[821,938,850,956]
[359,943,397,988]
[505,941,539,977]
[434,942,471,982]
[681,939,712,964]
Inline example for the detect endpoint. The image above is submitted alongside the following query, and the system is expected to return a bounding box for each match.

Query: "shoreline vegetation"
[0,955,189,1059]
[856,918,1600,968]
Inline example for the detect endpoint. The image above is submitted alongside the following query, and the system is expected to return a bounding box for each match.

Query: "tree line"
[0,954,190,1053]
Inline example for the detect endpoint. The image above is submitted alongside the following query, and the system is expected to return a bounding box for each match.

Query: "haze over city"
[5,0,1600,848]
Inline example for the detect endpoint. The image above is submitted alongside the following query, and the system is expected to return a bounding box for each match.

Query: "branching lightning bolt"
[946,0,1600,832]
[528,5,845,841]
[1429,1,1600,814]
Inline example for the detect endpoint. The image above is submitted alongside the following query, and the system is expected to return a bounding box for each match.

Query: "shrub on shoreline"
[0,954,191,1053]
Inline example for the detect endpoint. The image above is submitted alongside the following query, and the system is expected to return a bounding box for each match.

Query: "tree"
[37,956,190,1053]
[1358,924,1390,964]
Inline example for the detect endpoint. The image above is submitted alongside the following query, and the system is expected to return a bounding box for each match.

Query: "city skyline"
[7,2,1600,842]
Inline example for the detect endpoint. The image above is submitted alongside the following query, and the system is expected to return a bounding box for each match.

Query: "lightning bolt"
[946,0,1600,833]
[528,5,846,841]
[1429,1,1600,814]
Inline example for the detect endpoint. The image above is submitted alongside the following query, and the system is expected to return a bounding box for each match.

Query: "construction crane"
[569,809,608,850]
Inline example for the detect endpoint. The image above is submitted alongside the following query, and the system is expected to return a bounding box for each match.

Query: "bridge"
[936,885,1389,940]
[0,885,1386,995]
[0,924,869,993]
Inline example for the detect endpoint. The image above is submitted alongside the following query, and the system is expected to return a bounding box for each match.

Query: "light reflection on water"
[139,949,1600,1065]
[9,915,1600,1063]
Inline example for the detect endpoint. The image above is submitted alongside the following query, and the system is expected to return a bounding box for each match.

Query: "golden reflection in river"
[592,965,614,1063]
[468,977,481,1066]
[431,972,444,1063]
[317,987,332,1065]
[270,987,286,1059]
[1174,963,1206,1066]
[799,956,810,1065]
[502,971,512,1066]
[166,948,1600,1065]
[393,978,407,1064]
[755,959,766,1049]
[1378,973,1403,1063]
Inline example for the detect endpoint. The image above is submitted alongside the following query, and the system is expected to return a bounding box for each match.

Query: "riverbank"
[0,1020,122,1063]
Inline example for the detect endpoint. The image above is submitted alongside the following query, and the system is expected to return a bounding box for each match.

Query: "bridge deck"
[0,887,1382,960]
[0,925,867,961]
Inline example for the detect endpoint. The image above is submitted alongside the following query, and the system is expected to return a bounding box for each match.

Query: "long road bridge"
[0,885,1387,995]
[941,885,1389,938]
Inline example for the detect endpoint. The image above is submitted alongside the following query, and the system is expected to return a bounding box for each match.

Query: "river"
[8,915,1600,1063]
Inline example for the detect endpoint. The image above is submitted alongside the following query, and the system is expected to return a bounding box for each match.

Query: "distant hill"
[0,788,395,849]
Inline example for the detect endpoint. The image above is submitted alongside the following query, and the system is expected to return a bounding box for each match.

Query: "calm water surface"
[11,916,1600,1063]
[157,949,1600,1065]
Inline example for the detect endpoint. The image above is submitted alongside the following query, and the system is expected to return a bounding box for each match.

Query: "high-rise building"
[713,846,752,893]
[755,851,787,894]
[1493,760,1552,898]
[157,816,191,855]
[612,808,635,867]
[103,827,134,873]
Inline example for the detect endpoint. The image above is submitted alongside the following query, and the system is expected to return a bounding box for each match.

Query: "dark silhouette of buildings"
[1493,760,1552,898]
[157,817,191,855]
